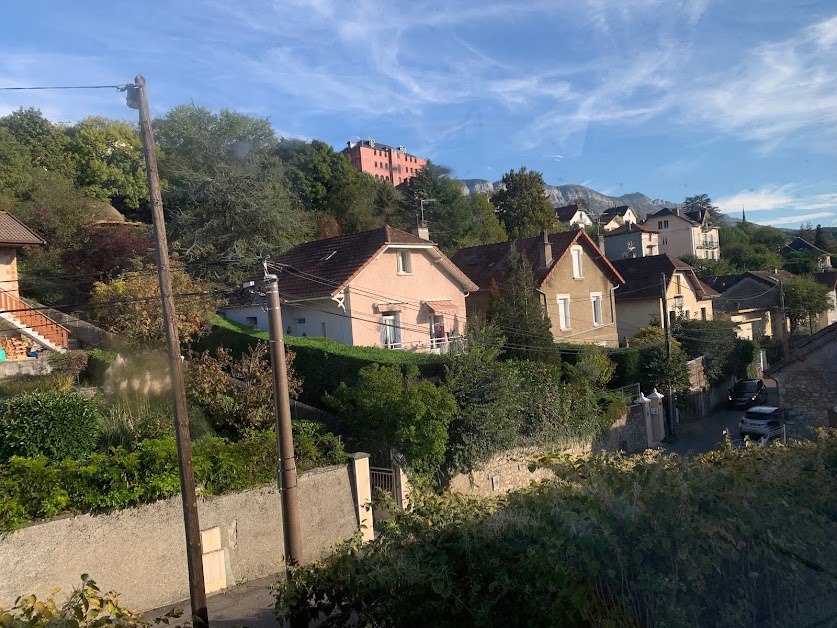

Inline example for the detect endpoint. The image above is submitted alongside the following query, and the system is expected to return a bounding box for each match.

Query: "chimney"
[540,231,552,267]
[412,224,430,240]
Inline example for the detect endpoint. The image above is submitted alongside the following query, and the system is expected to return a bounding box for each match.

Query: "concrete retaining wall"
[0,463,361,612]
[0,358,50,379]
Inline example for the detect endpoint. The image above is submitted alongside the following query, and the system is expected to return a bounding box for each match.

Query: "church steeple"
[742,206,747,223]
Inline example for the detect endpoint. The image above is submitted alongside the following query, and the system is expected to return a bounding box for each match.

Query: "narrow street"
[663,379,780,456]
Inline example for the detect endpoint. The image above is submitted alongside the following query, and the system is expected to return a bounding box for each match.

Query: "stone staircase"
[0,288,68,353]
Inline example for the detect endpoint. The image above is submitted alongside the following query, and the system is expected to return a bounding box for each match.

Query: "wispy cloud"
[769,212,835,226]
[716,185,837,216]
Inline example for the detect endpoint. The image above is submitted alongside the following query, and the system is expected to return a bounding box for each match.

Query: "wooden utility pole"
[127,75,208,625]
[661,273,676,436]
[779,279,789,358]
[263,270,304,575]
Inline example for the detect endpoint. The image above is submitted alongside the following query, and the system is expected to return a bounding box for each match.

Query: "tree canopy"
[780,275,832,335]
[491,167,558,239]
[683,193,722,222]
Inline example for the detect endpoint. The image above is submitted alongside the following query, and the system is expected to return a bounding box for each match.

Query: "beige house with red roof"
[222,226,477,352]
[0,212,69,354]
[451,230,625,347]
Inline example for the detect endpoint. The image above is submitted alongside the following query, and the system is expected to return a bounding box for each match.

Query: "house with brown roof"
[611,254,717,345]
[705,269,793,340]
[221,226,477,352]
[600,222,660,261]
[642,207,720,260]
[598,205,639,232]
[0,212,69,355]
[554,204,593,229]
[451,230,625,347]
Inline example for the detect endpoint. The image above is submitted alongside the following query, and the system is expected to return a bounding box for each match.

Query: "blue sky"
[1,0,836,226]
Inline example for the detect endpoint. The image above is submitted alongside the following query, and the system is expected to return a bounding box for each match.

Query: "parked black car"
[728,379,766,408]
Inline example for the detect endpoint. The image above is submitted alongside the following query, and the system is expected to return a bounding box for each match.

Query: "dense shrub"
[84,347,117,385]
[0,423,347,531]
[0,372,73,397]
[275,432,837,627]
[45,349,89,376]
[97,394,214,449]
[0,391,101,462]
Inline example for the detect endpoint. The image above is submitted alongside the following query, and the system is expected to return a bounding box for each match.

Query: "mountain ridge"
[458,179,680,218]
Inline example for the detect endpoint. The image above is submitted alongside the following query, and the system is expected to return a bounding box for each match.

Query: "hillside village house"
[643,207,720,260]
[0,212,69,356]
[451,230,625,347]
[780,237,832,270]
[221,226,477,353]
[705,269,794,340]
[601,222,660,261]
[611,254,717,345]
[554,204,593,229]
[598,205,638,232]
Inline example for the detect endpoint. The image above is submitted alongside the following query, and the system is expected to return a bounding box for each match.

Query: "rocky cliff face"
[459,179,680,219]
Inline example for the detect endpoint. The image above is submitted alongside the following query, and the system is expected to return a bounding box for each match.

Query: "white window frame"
[557,294,571,331]
[397,250,412,274]
[590,292,603,326]
[381,313,402,349]
[571,246,583,279]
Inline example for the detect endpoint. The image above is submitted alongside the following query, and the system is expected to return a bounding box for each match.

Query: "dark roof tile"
[0,212,45,246]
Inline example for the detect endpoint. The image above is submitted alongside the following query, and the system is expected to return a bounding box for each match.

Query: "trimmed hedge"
[0,391,101,462]
[0,422,348,531]
[195,316,446,405]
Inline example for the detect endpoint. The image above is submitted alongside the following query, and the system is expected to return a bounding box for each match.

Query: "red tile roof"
[0,212,45,246]
[451,229,623,291]
[269,225,474,300]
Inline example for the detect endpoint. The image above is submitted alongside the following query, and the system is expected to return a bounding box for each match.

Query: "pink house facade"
[222,226,476,352]
[342,139,427,187]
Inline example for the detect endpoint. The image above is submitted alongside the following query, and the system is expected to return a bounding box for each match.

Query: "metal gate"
[370,466,396,499]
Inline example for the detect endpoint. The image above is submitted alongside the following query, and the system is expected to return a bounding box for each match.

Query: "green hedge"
[195,316,446,405]
[0,422,348,531]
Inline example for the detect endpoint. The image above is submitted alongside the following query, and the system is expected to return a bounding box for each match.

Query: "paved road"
[663,379,780,456]
[145,575,278,627]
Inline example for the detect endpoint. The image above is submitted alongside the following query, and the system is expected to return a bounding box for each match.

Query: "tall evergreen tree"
[487,247,553,359]
[814,224,827,248]
[683,194,722,222]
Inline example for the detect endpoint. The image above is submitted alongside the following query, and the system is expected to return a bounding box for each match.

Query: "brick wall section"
[449,405,648,496]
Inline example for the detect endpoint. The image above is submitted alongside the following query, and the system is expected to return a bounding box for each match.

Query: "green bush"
[275,432,837,627]
[0,391,101,462]
[0,372,74,397]
[0,424,348,531]
[84,348,117,385]
[46,349,89,376]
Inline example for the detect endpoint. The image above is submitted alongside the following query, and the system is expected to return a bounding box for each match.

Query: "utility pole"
[262,268,303,576]
[779,279,789,358]
[126,76,208,625]
[661,273,676,436]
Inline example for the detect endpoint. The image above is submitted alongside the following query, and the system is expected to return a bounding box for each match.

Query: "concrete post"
[647,388,665,445]
[349,453,374,543]
[393,462,411,511]
[635,393,651,448]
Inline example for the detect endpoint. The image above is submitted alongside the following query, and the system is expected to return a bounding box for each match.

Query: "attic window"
[319,251,337,263]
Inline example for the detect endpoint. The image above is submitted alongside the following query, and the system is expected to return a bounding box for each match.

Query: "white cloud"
[716,186,837,219]
[769,212,835,226]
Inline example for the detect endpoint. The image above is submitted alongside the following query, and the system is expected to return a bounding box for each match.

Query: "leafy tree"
[674,319,755,382]
[749,225,788,250]
[444,326,523,473]
[325,364,456,481]
[487,247,554,358]
[780,275,832,335]
[0,127,33,197]
[799,221,815,244]
[396,162,474,252]
[464,193,507,245]
[630,326,689,395]
[565,347,616,388]
[90,266,221,346]
[0,107,74,176]
[683,193,722,222]
[491,167,558,238]
[722,242,783,273]
[155,104,308,285]
[679,254,735,278]
[65,117,148,211]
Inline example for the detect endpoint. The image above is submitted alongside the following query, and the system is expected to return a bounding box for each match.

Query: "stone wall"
[0,462,366,612]
[449,405,649,497]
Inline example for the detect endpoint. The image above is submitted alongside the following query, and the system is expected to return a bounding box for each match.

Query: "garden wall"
[449,405,649,496]
[0,462,366,612]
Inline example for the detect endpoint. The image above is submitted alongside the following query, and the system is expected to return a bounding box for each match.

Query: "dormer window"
[397,250,412,274]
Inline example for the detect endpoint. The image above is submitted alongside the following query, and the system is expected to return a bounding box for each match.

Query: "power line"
[0,84,130,91]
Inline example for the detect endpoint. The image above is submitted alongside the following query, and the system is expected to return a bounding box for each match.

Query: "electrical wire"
[0,84,131,91]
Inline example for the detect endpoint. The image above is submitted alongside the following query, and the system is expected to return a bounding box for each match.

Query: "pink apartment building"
[342,139,427,186]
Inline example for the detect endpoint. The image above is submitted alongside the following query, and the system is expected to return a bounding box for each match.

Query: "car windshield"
[735,381,759,393]
[745,411,773,421]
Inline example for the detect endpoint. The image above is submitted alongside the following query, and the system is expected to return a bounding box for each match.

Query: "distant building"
[342,139,427,186]
[780,237,832,270]
[555,204,593,229]
[598,205,638,232]
[600,222,660,261]
[705,269,794,340]
[611,254,717,345]
[642,207,720,260]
